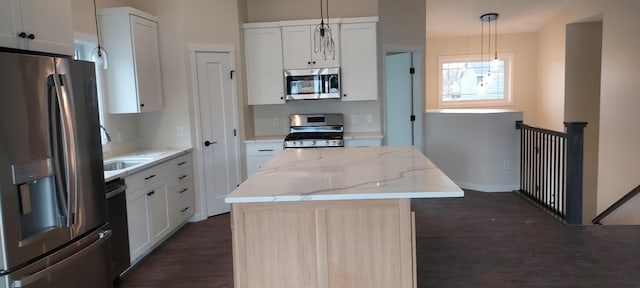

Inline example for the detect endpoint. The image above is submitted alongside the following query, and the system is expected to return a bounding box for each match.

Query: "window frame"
[437,53,514,108]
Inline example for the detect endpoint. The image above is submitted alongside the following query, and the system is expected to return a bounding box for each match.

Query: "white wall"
[252,101,381,136]
[378,0,426,151]
[246,0,378,23]
[564,21,602,224]
[426,33,538,124]
[425,110,522,192]
[597,0,640,223]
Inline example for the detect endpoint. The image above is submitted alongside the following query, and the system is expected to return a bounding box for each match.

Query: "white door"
[385,52,414,146]
[195,52,241,217]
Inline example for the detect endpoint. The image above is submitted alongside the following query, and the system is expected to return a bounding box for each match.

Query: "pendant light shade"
[92,0,108,70]
[314,0,335,60]
[478,12,499,91]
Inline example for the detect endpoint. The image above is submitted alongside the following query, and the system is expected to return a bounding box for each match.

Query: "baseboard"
[456,182,519,193]
[189,212,207,222]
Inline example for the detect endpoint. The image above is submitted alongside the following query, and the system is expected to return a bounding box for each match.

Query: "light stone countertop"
[225,146,463,203]
[103,148,192,182]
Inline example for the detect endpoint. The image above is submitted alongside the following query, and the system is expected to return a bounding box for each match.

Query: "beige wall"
[534,0,603,130]
[426,33,538,123]
[597,0,640,222]
[564,21,602,224]
[246,0,377,22]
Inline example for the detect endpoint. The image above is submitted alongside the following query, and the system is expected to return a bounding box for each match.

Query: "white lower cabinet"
[344,138,382,147]
[245,141,283,177]
[125,152,194,264]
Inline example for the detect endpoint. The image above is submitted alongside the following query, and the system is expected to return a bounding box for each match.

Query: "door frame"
[188,44,242,221]
[381,45,424,152]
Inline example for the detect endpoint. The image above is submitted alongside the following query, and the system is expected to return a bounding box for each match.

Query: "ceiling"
[426,0,573,37]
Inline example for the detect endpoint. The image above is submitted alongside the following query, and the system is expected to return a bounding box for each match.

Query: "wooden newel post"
[564,122,587,225]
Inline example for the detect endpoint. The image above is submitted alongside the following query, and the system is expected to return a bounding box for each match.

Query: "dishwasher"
[106,178,131,280]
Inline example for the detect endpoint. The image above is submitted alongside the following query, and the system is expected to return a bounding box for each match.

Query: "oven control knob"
[326,140,330,145]
[298,141,303,146]
[312,140,316,146]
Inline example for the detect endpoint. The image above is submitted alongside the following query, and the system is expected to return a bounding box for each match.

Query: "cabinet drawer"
[168,153,192,169]
[166,170,192,190]
[125,164,168,192]
[169,181,195,225]
[246,142,283,156]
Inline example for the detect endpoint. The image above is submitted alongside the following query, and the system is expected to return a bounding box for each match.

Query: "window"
[438,53,513,108]
[74,37,109,148]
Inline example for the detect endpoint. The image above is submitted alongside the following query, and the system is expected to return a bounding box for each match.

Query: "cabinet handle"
[312,61,316,64]
[258,149,274,152]
[307,61,311,65]
[179,188,188,194]
[27,34,35,40]
[18,32,27,38]
[177,161,187,166]
[144,174,156,180]
[181,207,190,213]
[343,94,347,97]
[178,175,187,180]
[140,103,145,107]
[280,97,284,100]
[147,191,155,196]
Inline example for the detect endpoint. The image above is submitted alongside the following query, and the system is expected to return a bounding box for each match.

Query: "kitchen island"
[226,146,463,288]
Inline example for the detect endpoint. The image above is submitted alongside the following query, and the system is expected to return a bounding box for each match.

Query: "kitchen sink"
[103,160,145,171]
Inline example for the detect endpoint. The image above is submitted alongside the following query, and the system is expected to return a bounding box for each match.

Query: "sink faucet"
[100,125,112,143]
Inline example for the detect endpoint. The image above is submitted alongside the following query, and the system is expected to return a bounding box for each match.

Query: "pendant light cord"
[93,0,102,55]
[326,0,329,25]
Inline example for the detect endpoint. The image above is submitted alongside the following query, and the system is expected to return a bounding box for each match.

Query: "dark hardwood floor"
[116,190,640,288]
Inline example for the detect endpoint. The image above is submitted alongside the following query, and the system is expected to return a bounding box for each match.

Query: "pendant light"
[478,12,499,92]
[314,0,335,60]
[91,0,108,70]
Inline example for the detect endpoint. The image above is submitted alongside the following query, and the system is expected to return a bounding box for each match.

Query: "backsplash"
[252,100,381,136]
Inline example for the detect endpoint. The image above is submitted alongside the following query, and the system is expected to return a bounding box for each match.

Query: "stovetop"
[284,114,344,148]
[284,132,343,141]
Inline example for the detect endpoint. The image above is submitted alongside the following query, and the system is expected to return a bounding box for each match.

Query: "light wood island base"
[231,199,416,288]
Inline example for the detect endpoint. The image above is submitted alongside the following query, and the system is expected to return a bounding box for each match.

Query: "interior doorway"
[383,48,424,150]
[192,49,241,217]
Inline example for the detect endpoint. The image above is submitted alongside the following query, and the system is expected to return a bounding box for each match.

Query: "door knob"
[204,140,217,147]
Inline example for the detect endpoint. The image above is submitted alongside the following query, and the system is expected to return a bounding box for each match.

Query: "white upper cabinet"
[99,7,163,114]
[340,21,377,101]
[245,27,285,105]
[282,24,340,69]
[0,0,73,55]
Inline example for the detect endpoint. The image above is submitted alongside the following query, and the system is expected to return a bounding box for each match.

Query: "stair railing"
[515,121,587,225]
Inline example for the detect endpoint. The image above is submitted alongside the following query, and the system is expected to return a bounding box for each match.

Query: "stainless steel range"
[284,114,344,148]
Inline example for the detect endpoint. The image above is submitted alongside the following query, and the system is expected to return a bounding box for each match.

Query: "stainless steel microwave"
[284,67,340,100]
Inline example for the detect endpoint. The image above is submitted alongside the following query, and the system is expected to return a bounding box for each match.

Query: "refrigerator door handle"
[53,73,78,226]
[48,75,69,223]
[11,230,112,288]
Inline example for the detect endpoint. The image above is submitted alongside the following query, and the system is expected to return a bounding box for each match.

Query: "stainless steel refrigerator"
[0,50,112,288]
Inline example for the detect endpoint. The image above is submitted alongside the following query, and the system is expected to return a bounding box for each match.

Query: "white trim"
[437,52,515,109]
[189,46,242,221]
[455,182,519,193]
[189,50,206,222]
[187,43,235,53]
[340,16,378,24]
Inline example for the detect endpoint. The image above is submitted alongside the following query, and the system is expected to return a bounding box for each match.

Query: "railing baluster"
[515,121,586,224]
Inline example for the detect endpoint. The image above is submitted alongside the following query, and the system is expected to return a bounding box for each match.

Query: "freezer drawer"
[0,226,112,288]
